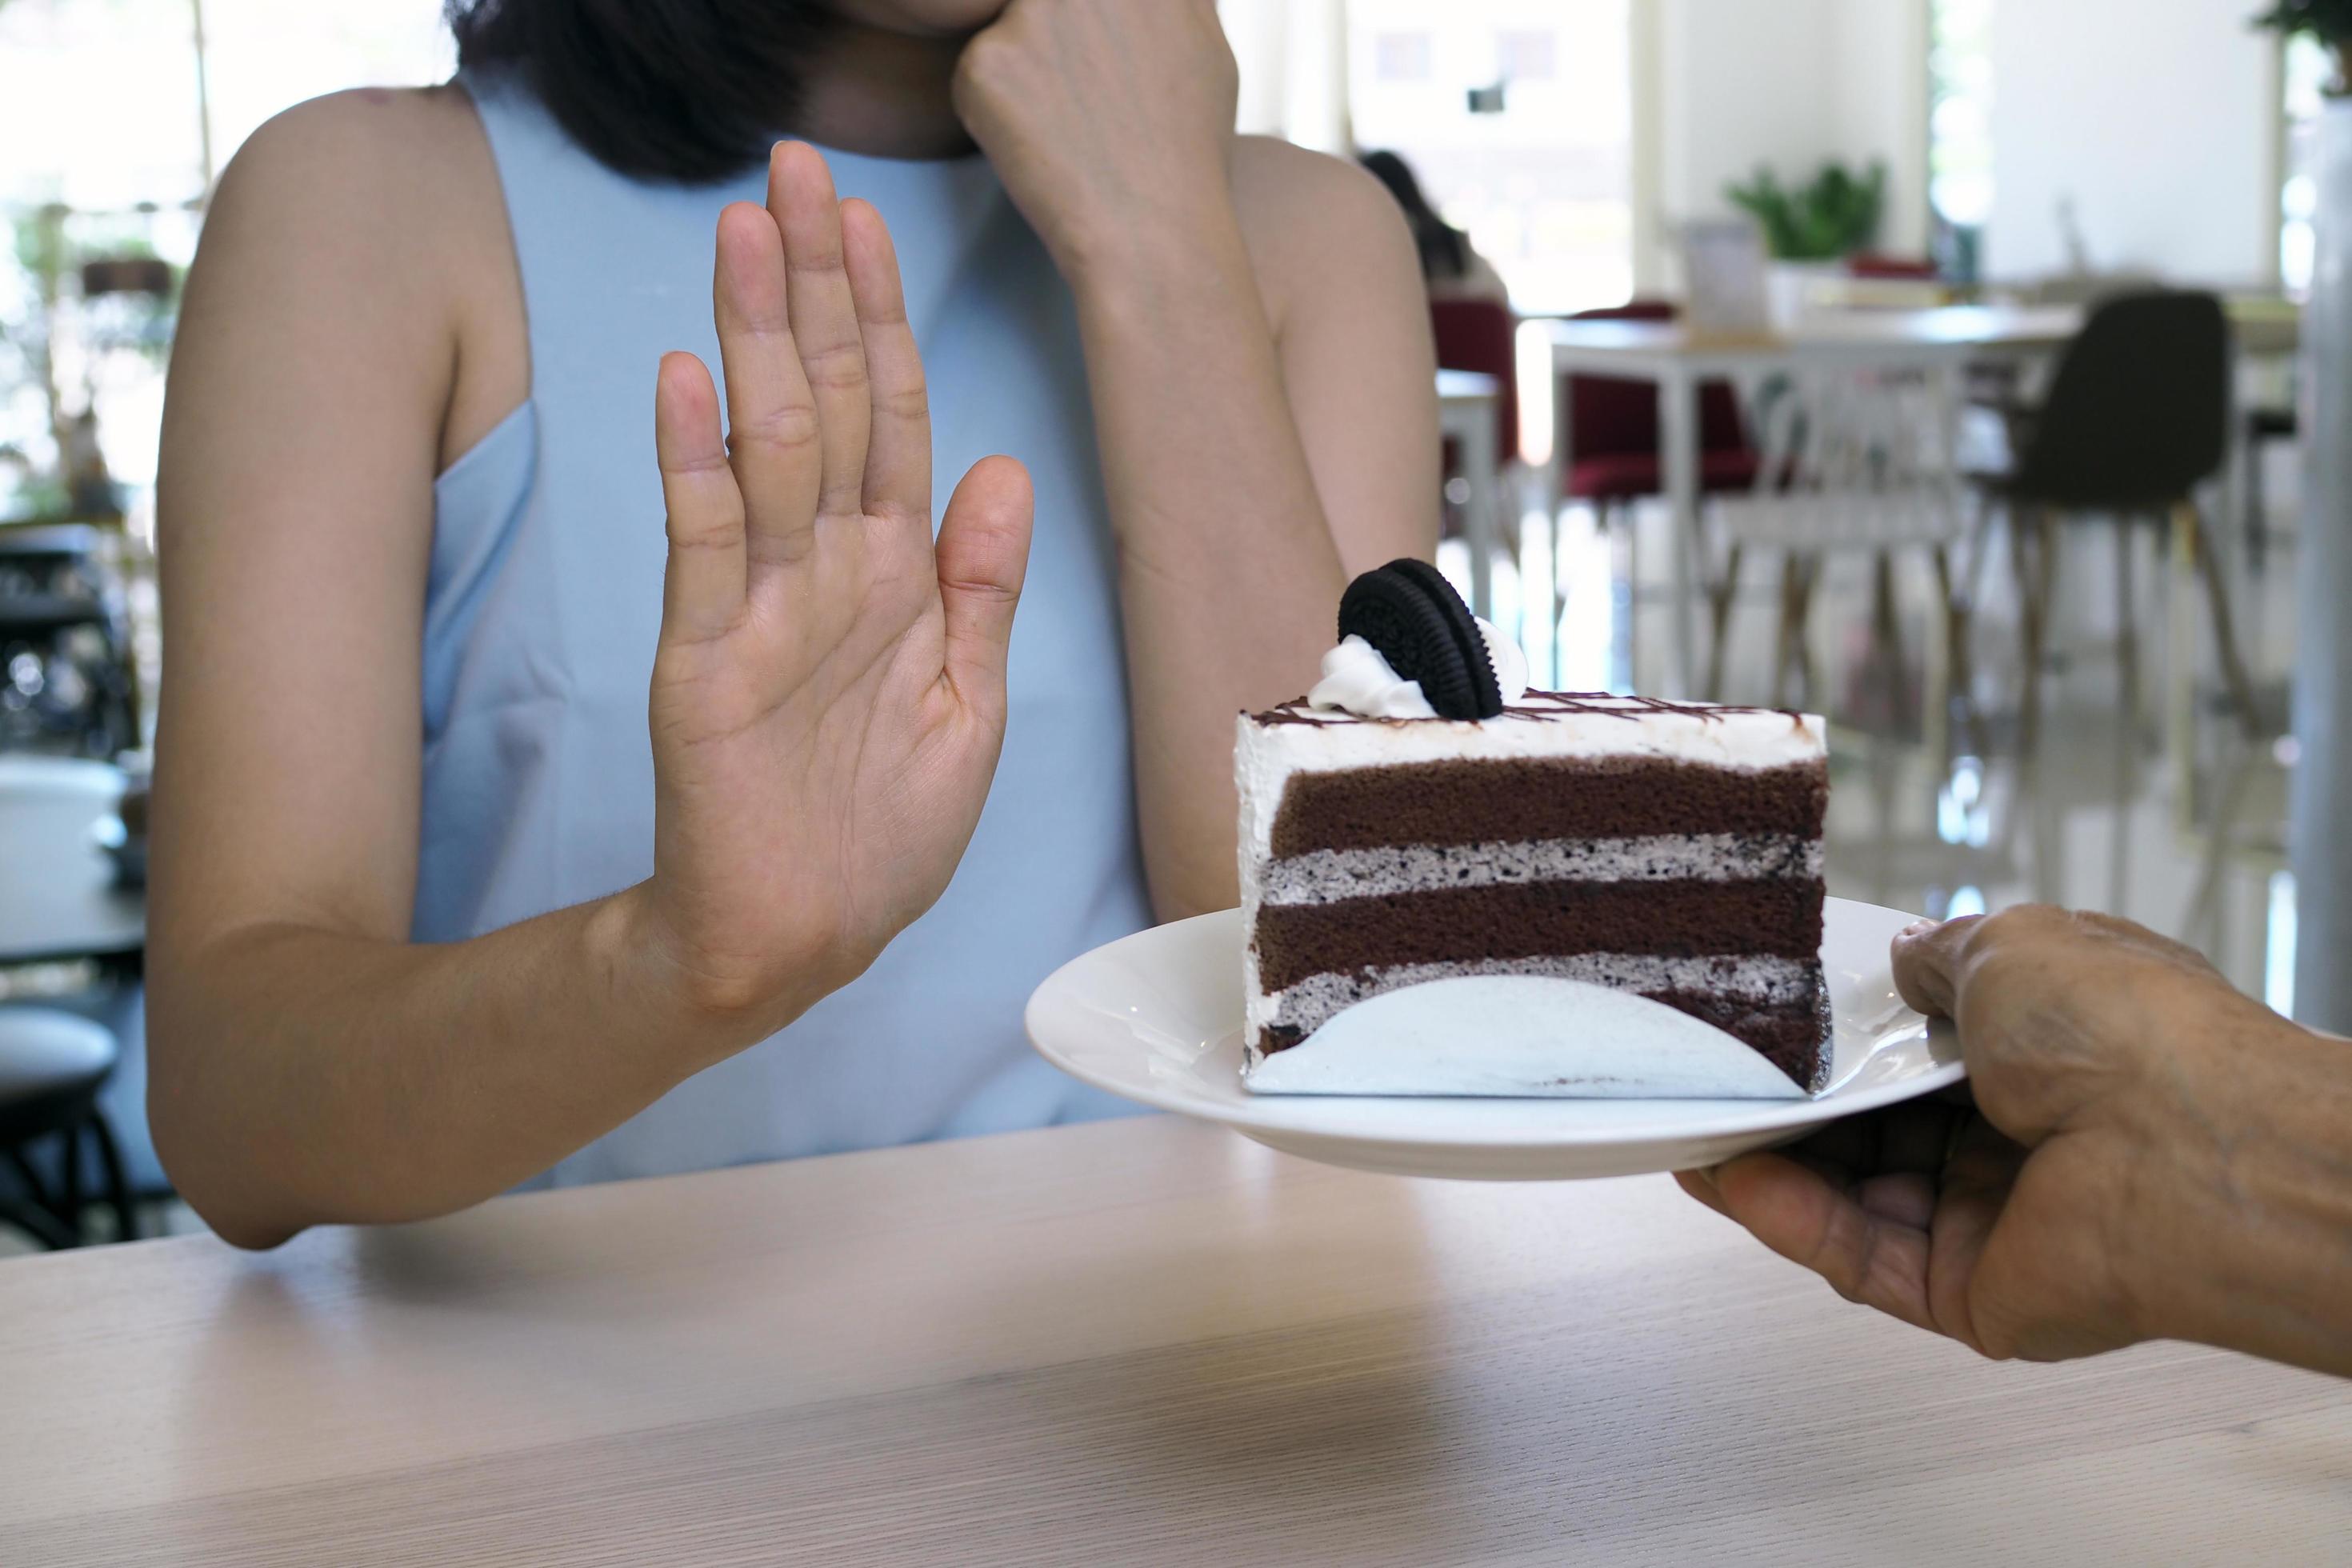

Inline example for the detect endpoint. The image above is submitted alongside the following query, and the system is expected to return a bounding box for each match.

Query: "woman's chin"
[831,0,1010,38]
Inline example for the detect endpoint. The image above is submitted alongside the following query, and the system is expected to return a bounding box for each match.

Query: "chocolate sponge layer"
[1251,878,1826,996]
[1268,757,1828,859]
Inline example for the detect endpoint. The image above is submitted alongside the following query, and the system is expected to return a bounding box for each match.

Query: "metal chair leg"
[2115,517,2142,734]
[1703,541,1743,702]
[1870,548,1913,733]
[85,1111,136,1243]
[2010,505,2058,750]
[2175,500,2262,738]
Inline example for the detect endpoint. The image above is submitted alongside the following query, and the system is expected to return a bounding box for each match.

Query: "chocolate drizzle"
[1250,690,1806,728]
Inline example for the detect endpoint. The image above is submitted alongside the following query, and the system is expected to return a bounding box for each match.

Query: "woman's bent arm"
[956,3,1441,921]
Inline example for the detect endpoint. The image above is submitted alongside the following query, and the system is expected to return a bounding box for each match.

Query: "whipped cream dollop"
[1306,618,1528,720]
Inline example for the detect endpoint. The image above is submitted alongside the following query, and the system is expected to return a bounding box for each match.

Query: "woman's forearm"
[148,886,782,1249]
[1069,210,1348,920]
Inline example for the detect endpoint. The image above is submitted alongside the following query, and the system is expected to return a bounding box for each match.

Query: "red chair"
[1846,253,1941,281]
[1430,298,1521,468]
[1559,300,1758,526]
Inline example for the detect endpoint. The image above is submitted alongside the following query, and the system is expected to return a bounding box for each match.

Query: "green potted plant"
[2254,1,2352,93]
[1723,161,1887,262]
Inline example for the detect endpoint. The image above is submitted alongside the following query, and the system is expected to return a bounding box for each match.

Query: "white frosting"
[1234,694,1827,871]
[1258,834,1822,906]
[1478,619,1530,706]
[1306,636,1436,719]
[1305,618,1527,720]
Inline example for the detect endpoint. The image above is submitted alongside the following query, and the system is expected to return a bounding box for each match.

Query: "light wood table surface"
[4,1115,2346,1565]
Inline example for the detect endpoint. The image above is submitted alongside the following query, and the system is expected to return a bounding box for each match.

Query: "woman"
[1357,150,1510,305]
[148,0,1438,1246]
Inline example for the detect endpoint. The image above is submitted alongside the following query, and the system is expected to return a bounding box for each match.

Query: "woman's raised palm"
[642,142,1033,1027]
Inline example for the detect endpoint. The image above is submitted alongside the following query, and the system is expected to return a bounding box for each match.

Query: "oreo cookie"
[1337,559,1502,720]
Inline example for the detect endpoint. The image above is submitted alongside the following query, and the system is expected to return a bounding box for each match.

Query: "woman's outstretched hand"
[637,142,1034,1041]
[1678,906,2352,1377]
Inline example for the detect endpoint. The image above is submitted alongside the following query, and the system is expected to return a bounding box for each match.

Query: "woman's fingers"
[934,456,1034,722]
[712,201,821,566]
[841,198,932,536]
[654,352,747,642]
[768,142,871,523]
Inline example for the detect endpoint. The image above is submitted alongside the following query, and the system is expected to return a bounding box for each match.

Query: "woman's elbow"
[145,1025,307,1251]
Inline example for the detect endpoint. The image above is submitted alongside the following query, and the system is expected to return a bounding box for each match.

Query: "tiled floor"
[3,476,2302,1255]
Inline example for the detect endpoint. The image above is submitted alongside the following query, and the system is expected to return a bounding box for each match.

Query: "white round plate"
[1026,898,1962,1181]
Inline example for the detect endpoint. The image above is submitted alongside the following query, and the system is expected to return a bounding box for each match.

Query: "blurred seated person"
[1358,150,1510,306]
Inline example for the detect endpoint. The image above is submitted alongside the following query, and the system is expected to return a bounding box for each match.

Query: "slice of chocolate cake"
[1236,562,1831,1098]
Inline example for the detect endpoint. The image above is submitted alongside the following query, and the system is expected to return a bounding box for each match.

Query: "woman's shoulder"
[1226,137,1419,327]
[214,86,501,242]
[202,86,526,466]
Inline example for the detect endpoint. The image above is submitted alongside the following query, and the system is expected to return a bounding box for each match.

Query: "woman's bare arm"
[956,1,1439,921]
[1090,142,1438,918]
[151,101,1034,1246]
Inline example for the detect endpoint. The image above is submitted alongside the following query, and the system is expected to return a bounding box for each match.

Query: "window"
[1347,0,1634,315]
[0,0,449,513]
[1927,0,1994,280]
[2282,33,2333,298]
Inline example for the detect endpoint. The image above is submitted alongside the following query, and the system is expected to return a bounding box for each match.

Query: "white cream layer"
[1246,952,1818,1046]
[1256,833,1822,906]
[1233,696,1826,871]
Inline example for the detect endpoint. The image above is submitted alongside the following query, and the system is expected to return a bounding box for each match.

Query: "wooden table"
[0,755,142,966]
[5,1117,2344,1564]
[1438,368,1506,619]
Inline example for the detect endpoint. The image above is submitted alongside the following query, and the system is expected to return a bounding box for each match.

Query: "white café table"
[0,755,142,966]
[5,1115,2346,1563]
[1549,307,2082,696]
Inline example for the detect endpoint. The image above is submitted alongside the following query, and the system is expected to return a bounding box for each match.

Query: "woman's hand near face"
[1678,906,2352,1377]
[950,0,1238,274]
[638,142,1034,1034]
[945,0,1438,921]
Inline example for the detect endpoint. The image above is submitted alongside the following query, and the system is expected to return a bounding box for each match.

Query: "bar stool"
[0,1007,136,1247]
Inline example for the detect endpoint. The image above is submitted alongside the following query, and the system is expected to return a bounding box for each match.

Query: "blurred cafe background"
[1,0,2346,1251]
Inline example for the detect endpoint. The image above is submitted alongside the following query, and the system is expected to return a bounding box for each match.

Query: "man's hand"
[1679,906,2352,1374]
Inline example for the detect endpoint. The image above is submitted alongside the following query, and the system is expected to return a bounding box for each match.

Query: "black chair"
[0,523,139,758]
[0,1007,137,1247]
[1978,291,2258,740]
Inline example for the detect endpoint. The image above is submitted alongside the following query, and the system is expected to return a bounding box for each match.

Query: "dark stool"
[0,1007,136,1247]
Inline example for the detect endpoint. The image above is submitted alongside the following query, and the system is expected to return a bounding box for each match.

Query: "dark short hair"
[1358,150,1470,283]
[447,0,834,184]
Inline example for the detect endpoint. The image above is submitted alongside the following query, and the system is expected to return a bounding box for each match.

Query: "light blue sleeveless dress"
[423,72,1153,1187]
